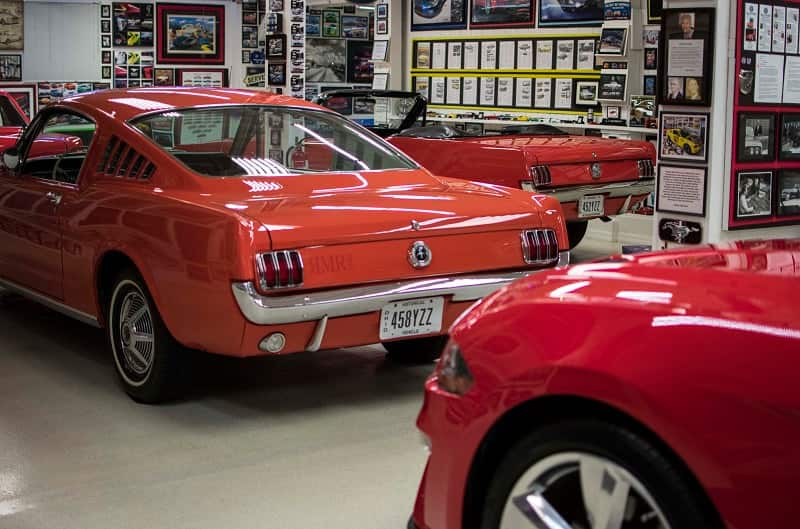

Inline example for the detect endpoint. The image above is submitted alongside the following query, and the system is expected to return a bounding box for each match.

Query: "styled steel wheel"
[498,452,670,529]
[115,288,155,383]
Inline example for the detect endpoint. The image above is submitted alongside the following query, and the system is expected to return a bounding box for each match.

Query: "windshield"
[130,105,417,177]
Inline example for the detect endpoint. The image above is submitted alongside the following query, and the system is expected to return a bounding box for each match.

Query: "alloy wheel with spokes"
[117,290,155,381]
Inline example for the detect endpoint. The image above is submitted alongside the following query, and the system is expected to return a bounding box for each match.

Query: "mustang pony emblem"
[408,241,432,268]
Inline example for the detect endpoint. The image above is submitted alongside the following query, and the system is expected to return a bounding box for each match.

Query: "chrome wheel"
[113,286,155,384]
[499,452,671,529]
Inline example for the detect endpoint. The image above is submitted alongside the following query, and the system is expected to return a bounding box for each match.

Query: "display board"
[730,0,800,228]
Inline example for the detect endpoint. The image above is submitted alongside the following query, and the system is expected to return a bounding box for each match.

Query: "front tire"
[107,269,183,403]
[480,420,717,529]
[383,335,446,364]
[566,220,589,249]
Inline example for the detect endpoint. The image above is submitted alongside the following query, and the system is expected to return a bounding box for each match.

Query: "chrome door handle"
[45,192,62,205]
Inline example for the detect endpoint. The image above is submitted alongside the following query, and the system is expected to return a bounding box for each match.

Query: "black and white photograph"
[306,38,346,83]
[598,27,627,55]
[778,170,800,216]
[598,73,626,101]
[660,112,709,163]
[737,113,775,163]
[780,114,800,161]
[735,171,773,219]
[0,54,21,81]
[575,81,598,105]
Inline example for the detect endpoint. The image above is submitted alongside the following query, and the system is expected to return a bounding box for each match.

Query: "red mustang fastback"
[316,90,656,248]
[0,88,568,402]
[411,239,800,529]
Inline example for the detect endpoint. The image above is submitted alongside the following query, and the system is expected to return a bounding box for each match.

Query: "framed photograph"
[102,34,112,48]
[176,68,229,87]
[644,48,658,70]
[575,81,599,105]
[93,82,111,91]
[128,65,141,78]
[101,4,111,18]
[157,3,225,64]
[268,63,286,86]
[342,15,368,39]
[647,0,663,24]
[644,75,657,96]
[322,10,340,37]
[0,82,36,119]
[242,10,257,25]
[347,40,373,84]
[270,129,282,146]
[657,165,708,217]
[267,34,286,60]
[242,50,251,64]
[661,9,715,106]
[102,65,112,80]
[101,50,111,64]
[471,0,533,28]
[737,113,776,163]
[377,20,388,35]
[242,25,258,49]
[598,73,626,101]
[734,171,773,219]
[0,54,21,81]
[377,3,388,19]
[101,19,111,33]
[372,72,389,91]
[659,112,709,163]
[411,0,467,31]
[307,39,346,82]
[598,27,627,55]
[606,106,620,119]
[630,95,656,127]
[154,68,175,86]
[538,0,602,26]
[780,113,800,161]
[270,0,284,10]
[306,14,321,36]
[778,170,800,216]
[0,1,23,50]
[113,2,154,47]
[643,28,660,47]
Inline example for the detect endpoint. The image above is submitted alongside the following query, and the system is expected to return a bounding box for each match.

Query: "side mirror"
[3,148,19,170]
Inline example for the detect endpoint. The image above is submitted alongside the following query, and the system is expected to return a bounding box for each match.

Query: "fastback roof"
[60,87,321,122]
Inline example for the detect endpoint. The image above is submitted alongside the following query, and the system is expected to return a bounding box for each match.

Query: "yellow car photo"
[666,128,702,154]
[127,31,141,46]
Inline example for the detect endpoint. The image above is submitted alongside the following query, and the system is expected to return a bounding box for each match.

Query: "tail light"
[256,250,303,290]
[521,229,559,266]
[529,165,552,187]
[637,159,655,178]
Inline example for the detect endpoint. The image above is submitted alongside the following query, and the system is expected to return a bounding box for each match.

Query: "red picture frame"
[0,82,37,119]
[156,3,225,65]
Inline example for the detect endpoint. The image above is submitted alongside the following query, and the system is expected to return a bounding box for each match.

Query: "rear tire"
[566,220,589,249]
[107,269,183,403]
[383,335,446,364]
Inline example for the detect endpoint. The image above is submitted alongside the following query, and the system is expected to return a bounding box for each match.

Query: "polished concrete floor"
[0,238,620,529]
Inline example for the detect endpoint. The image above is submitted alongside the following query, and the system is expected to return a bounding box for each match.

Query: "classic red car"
[410,239,800,529]
[0,88,569,403]
[316,90,656,248]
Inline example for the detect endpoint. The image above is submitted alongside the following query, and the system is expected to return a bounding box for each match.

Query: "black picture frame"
[101,34,111,48]
[102,65,112,79]
[660,8,715,106]
[270,0,284,10]
[659,111,710,163]
[102,50,112,64]
[599,27,627,55]
[737,112,776,163]
[598,73,626,101]
[777,170,800,216]
[267,34,287,60]
[101,4,111,18]
[242,50,251,64]
[537,0,602,27]
[112,2,155,47]
[780,114,800,161]
[657,164,708,217]
[734,171,773,220]
[101,19,111,33]
[411,0,467,31]
[644,48,658,70]
[346,40,373,84]
[322,10,341,37]
[647,0,662,24]
[471,0,533,28]
[0,54,22,81]
[306,14,321,36]
[376,3,388,19]
[268,62,286,86]
[644,75,657,96]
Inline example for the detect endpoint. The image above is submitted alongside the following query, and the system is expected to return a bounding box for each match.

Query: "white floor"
[0,235,622,529]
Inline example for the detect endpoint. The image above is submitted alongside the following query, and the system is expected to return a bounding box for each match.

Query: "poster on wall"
[0,0,22,50]
[307,39,346,83]
[471,0,533,28]
[516,78,532,107]
[497,77,513,106]
[604,1,630,21]
[463,76,477,104]
[538,0,602,27]
[113,3,154,47]
[0,83,34,118]
[657,165,707,217]
[463,41,479,69]
[156,3,225,64]
[534,78,551,108]
[554,78,572,108]
[411,0,466,31]
[659,112,709,163]
[661,9,715,106]
[346,41,373,84]
[517,40,533,69]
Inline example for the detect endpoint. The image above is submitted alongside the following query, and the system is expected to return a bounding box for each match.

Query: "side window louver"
[100,135,155,180]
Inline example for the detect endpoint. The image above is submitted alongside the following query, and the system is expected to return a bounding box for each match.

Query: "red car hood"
[455,134,654,165]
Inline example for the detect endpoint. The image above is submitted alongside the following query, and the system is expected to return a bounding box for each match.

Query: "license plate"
[578,194,605,218]
[379,297,444,340]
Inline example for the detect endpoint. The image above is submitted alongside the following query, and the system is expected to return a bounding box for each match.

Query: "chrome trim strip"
[306,315,328,352]
[536,179,655,203]
[231,255,569,326]
[0,278,100,328]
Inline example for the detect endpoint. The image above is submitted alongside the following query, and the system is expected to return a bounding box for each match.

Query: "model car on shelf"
[0,87,569,403]
[409,239,800,529]
[666,127,703,154]
[316,89,656,248]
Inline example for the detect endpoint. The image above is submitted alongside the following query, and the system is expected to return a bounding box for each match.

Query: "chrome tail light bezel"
[529,165,552,187]
[521,229,560,266]
[255,250,304,291]
[637,159,655,179]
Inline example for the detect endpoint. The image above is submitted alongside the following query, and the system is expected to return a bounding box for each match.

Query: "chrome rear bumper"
[532,179,655,204]
[231,251,569,332]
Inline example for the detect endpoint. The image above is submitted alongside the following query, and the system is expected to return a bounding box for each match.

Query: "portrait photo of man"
[666,77,684,101]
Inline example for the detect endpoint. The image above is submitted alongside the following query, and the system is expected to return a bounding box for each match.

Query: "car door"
[0,109,94,300]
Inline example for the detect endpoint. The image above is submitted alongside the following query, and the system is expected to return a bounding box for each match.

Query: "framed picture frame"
[342,15,369,39]
[0,54,21,81]
[306,14,321,37]
[643,28,660,47]
[101,19,111,33]
[157,3,225,64]
[268,63,286,86]
[780,114,800,161]
[242,10,258,25]
[347,40,373,84]
[471,0,533,28]
[101,4,111,18]
[112,2,154,47]
[630,95,656,127]
[411,0,466,31]
[575,81,599,105]
[242,25,258,49]
[176,68,229,87]
[647,0,663,24]
[644,75,657,96]
[322,10,341,37]
[777,170,800,216]
[734,171,773,220]
[102,50,112,64]
[659,111,709,163]
[102,34,112,48]
[598,27,627,55]
[267,34,287,60]
[606,106,620,119]
[0,1,23,51]
[661,8,715,106]
[737,112,776,163]
[154,68,175,86]
[657,164,708,217]
[270,0,284,11]
[537,0,602,27]
[598,73,627,102]
[0,82,36,119]
[644,48,658,70]
[242,50,251,64]
[376,3,388,19]
[376,20,388,35]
